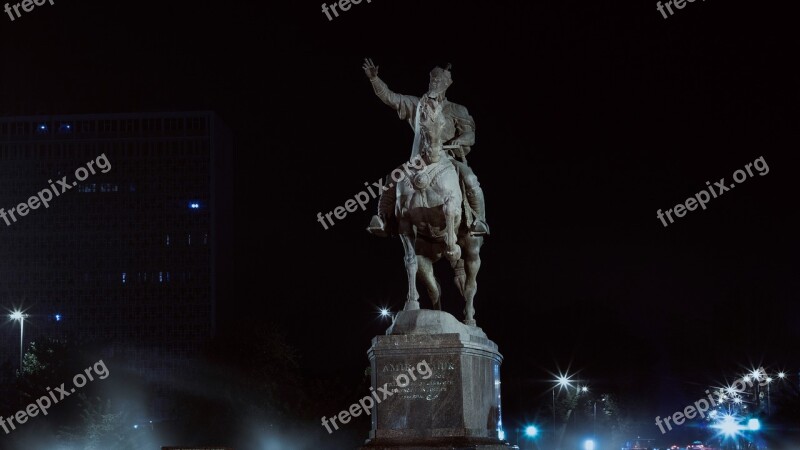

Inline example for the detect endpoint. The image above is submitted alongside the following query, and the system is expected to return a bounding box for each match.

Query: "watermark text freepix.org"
[321,359,432,433]
[0,153,111,227]
[316,156,426,230]
[656,156,768,228]
[4,0,56,22]
[656,0,706,19]
[0,359,110,435]
[321,0,372,21]
[655,368,769,434]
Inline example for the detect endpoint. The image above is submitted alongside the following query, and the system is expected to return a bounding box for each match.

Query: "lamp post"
[552,389,556,444]
[576,385,588,429]
[751,369,762,411]
[552,374,573,450]
[9,311,27,372]
[765,376,772,415]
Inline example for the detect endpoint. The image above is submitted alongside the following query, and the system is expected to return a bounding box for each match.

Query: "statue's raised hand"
[363,58,379,80]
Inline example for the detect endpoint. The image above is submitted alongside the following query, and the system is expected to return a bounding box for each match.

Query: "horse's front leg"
[442,196,461,265]
[398,220,420,311]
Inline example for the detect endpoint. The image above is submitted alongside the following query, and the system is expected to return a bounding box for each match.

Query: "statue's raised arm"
[363,58,419,123]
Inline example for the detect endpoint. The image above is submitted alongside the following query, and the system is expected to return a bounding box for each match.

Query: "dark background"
[1,0,798,447]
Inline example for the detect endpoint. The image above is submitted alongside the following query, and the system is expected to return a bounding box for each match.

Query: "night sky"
[2,0,799,447]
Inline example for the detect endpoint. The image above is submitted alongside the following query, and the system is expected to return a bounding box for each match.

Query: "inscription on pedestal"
[381,360,457,400]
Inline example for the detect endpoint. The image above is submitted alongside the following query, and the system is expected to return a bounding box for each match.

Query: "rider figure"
[363,58,490,237]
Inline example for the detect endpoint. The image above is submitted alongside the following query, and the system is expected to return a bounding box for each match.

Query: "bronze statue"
[363,58,487,326]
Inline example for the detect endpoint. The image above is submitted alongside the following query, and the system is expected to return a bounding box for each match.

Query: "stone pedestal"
[359,310,517,450]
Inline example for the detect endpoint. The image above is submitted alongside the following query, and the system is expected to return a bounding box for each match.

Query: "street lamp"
[9,311,27,372]
[378,307,396,324]
[556,375,573,390]
[516,425,539,450]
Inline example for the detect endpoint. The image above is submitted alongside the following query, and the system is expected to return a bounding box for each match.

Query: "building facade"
[0,112,232,410]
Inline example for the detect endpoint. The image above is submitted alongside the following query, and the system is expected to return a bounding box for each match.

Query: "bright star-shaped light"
[9,311,24,321]
[379,308,391,318]
[555,374,573,390]
[713,414,743,438]
[778,372,786,379]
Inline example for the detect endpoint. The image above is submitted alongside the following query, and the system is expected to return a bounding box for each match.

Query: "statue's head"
[427,64,452,99]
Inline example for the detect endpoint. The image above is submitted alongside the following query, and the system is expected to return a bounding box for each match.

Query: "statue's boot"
[466,186,490,236]
[367,183,395,237]
[367,215,389,238]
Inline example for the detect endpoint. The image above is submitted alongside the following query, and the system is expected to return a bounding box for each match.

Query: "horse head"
[417,97,449,166]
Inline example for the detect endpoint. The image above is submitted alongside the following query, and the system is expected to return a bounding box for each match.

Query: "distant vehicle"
[622,438,656,450]
[687,441,705,450]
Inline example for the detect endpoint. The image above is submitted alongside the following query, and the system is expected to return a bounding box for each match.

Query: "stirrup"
[469,219,490,236]
[366,215,389,238]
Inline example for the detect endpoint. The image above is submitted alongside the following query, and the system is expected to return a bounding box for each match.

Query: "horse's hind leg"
[416,255,441,310]
[443,196,462,265]
[399,223,420,311]
[461,237,483,326]
[463,257,480,325]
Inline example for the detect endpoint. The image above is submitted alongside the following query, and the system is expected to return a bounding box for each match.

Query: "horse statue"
[393,95,484,326]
